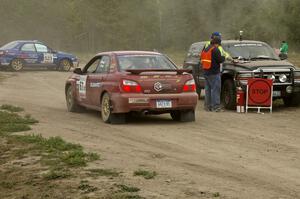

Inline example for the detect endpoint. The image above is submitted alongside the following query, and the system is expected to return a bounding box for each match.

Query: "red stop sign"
[248,78,273,106]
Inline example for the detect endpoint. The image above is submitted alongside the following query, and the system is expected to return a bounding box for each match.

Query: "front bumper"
[111,92,198,113]
[0,57,10,66]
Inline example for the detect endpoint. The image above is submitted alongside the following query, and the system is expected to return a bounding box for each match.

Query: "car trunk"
[125,70,191,94]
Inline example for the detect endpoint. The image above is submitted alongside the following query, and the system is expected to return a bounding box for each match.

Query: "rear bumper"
[111,92,198,113]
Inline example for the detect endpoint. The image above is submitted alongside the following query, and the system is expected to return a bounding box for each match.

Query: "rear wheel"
[283,93,300,107]
[170,110,195,122]
[221,79,236,110]
[101,92,126,124]
[66,85,84,112]
[10,59,24,71]
[59,59,72,71]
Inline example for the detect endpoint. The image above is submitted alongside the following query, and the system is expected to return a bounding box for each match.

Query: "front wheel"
[66,85,84,112]
[10,59,24,71]
[101,92,126,124]
[59,59,72,71]
[221,79,236,110]
[283,93,300,107]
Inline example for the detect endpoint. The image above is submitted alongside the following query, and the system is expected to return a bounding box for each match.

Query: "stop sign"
[248,78,273,106]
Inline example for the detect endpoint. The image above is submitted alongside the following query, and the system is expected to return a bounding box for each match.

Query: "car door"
[34,43,56,66]
[86,55,111,107]
[19,43,39,65]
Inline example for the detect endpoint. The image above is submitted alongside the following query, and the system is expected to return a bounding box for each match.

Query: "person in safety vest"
[204,32,232,60]
[201,36,225,112]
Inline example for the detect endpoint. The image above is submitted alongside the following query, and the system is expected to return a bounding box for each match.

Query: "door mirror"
[73,67,83,74]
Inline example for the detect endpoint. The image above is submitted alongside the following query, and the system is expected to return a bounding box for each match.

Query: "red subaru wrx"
[65,51,198,124]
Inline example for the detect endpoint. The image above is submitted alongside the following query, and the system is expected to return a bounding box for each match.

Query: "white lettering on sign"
[78,75,87,99]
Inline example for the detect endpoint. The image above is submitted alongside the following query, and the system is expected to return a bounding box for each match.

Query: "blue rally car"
[0,40,78,71]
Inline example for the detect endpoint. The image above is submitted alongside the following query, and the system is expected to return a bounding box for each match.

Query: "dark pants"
[204,73,221,110]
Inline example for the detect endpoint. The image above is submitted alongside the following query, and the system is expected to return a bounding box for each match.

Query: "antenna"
[239,31,243,41]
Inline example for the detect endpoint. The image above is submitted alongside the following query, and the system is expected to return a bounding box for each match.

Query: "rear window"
[117,55,177,71]
[0,41,19,50]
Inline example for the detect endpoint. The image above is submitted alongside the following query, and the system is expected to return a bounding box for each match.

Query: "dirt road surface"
[0,71,299,199]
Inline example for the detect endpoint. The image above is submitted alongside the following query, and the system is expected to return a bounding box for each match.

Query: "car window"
[21,43,36,52]
[86,58,101,73]
[95,56,110,73]
[0,41,19,50]
[35,44,49,53]
[117,55,177,71]
[188,43,205,56]
[223,43,279,60]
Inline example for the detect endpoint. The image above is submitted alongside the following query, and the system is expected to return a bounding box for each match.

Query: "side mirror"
[73,67,83,75]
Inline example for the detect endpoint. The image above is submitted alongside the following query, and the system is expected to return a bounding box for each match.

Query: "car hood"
[229,60,295,71]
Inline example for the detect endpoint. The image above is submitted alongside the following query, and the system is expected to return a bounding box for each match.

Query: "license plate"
[273,91,281,97]
[156,100,172,108]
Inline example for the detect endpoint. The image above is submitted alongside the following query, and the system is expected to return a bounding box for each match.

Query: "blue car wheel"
[59,59,72,71]
[10,59,24,71]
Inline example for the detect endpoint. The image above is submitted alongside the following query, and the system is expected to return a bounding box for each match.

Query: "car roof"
[95,51,162,56]
[191,40,269,46]
[11,40,43,44]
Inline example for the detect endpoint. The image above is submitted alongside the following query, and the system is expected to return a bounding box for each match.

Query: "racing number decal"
[78,76,87,99]
[43,53,54,63]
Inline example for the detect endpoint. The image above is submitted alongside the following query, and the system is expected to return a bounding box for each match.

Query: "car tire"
[222,79,236,110]
[59,59,72,71]
[10,59,24,71]
[170,110,195,122]
[283,93,300,107]
[66,85,84,112]
[101,92,126,124]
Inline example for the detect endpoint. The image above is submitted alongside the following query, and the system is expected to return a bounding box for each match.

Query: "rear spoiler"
[126,69,192,75]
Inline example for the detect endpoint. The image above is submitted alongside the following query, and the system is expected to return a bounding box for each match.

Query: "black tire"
[221,79,236,110]
[170,110,195,122]
[59,59,72,71]
[10,59,24,71]
[283,93,300,107]
[66,85,84,112]
[101,92,126,124]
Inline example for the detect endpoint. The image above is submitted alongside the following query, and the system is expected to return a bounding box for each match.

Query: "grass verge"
[134,169,157,179]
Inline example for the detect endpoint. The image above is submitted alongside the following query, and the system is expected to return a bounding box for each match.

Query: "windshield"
[223,43,279,60]
[0,41,19,50]
[117,55,177,71]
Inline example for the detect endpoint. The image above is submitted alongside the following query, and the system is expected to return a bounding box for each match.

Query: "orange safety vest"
[200,46,215,70]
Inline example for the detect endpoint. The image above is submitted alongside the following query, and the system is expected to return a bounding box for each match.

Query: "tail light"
[121,79,142,93]
[183,79,196,92]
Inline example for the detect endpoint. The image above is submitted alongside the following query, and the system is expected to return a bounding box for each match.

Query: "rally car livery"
[0,40,78,71]
[65,51,198,124]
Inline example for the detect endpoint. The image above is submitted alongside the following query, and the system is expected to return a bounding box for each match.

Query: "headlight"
[267,74,276,82]
[279,74,287,83]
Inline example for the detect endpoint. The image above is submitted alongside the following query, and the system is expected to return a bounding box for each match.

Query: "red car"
[65,51,198,124]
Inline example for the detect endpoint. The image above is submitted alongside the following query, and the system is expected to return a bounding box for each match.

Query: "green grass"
[78,181,98,193]
[0,181,17,189]
[116,184,140,193]
[0,104,24,112]
[43,168,71,180]
[133,169,157,179]
[87,168,120,177]
[0,111,38,133]
[213,192,220,197]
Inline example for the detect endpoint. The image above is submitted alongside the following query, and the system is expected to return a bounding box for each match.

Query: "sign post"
[246,78,273,113]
